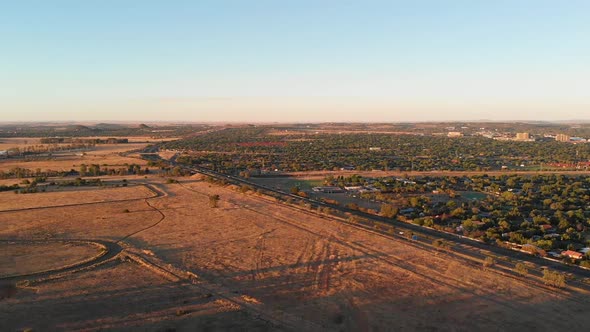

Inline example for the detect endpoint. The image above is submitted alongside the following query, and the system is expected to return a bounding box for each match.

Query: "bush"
[515,262,528,276]
[483,256,496,268]
[433,238,451,250]
[543,269,566,288]
[209,194,220,208]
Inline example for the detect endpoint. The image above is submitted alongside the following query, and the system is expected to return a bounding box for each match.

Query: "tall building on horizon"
[556,134,570,142]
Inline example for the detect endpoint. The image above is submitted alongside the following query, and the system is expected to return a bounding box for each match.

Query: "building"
[556,134,570,142]
[447,132,463,138]
[516,132,530,140]
[311,186,345,193]
[344,186,364,191]
[562,250,584,260]
[0,150,7,158]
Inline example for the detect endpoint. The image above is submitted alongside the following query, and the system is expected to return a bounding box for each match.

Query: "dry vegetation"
[0,139,152,172]
[2,172,590,331]
[0,185,154,211]
[0,242,103,277]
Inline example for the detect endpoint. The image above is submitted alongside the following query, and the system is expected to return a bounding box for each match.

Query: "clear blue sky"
[1,0,589,122]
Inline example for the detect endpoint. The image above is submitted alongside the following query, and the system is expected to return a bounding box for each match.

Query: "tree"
[209,194,220,208]
[380,204,398,218]
[483,256,496,269]
[543,269,566,288]
[515,262,528,276]
[433,238,451,250]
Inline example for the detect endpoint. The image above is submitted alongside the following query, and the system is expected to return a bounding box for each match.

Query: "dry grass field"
[0,135,177,172]
[0,242,104,277]
[2,174,590,331]
[0,185,154,211]
[0,143,150,172]
[0,136,177,150]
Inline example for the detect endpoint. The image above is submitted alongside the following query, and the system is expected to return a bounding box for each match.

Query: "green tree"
[380,204,398,218]
[543,269,566,288]
[483,256,496,269]
[515,262,528,276]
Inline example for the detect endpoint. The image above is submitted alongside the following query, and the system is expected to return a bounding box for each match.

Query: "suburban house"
[562,250,584,260]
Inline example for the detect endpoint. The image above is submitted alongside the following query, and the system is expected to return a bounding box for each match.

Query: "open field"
[0,143,151,172]
[2,175,590,331]
[0,136,178,150]
[2,260,269,331]
[0,242,104,277]
[0,185,154,211]
[0,134,180,172]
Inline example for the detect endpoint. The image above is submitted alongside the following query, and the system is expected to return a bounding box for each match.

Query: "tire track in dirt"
[175,181,585,319]
[306,238,325,291]
[236,189,584,301]
[116,198,166,244]
[249,229,276,281]
[115,182,170,244]
[286,238,311,287]
[239,202,573,317]
[125,250,323,331]
[314,238,337,294]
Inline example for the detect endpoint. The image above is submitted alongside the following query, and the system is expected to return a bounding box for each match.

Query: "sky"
[1,0,589,123]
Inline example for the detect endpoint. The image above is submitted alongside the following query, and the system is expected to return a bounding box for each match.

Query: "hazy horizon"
[2,1,589,122]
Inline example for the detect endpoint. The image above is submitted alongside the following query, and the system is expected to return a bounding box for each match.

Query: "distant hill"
[94,123,126,129]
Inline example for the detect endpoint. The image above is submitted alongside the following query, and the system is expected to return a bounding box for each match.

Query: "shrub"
[543,269,566,288]
[515,262,528,276]
[209,194,220,208]
[483,256,496,268]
